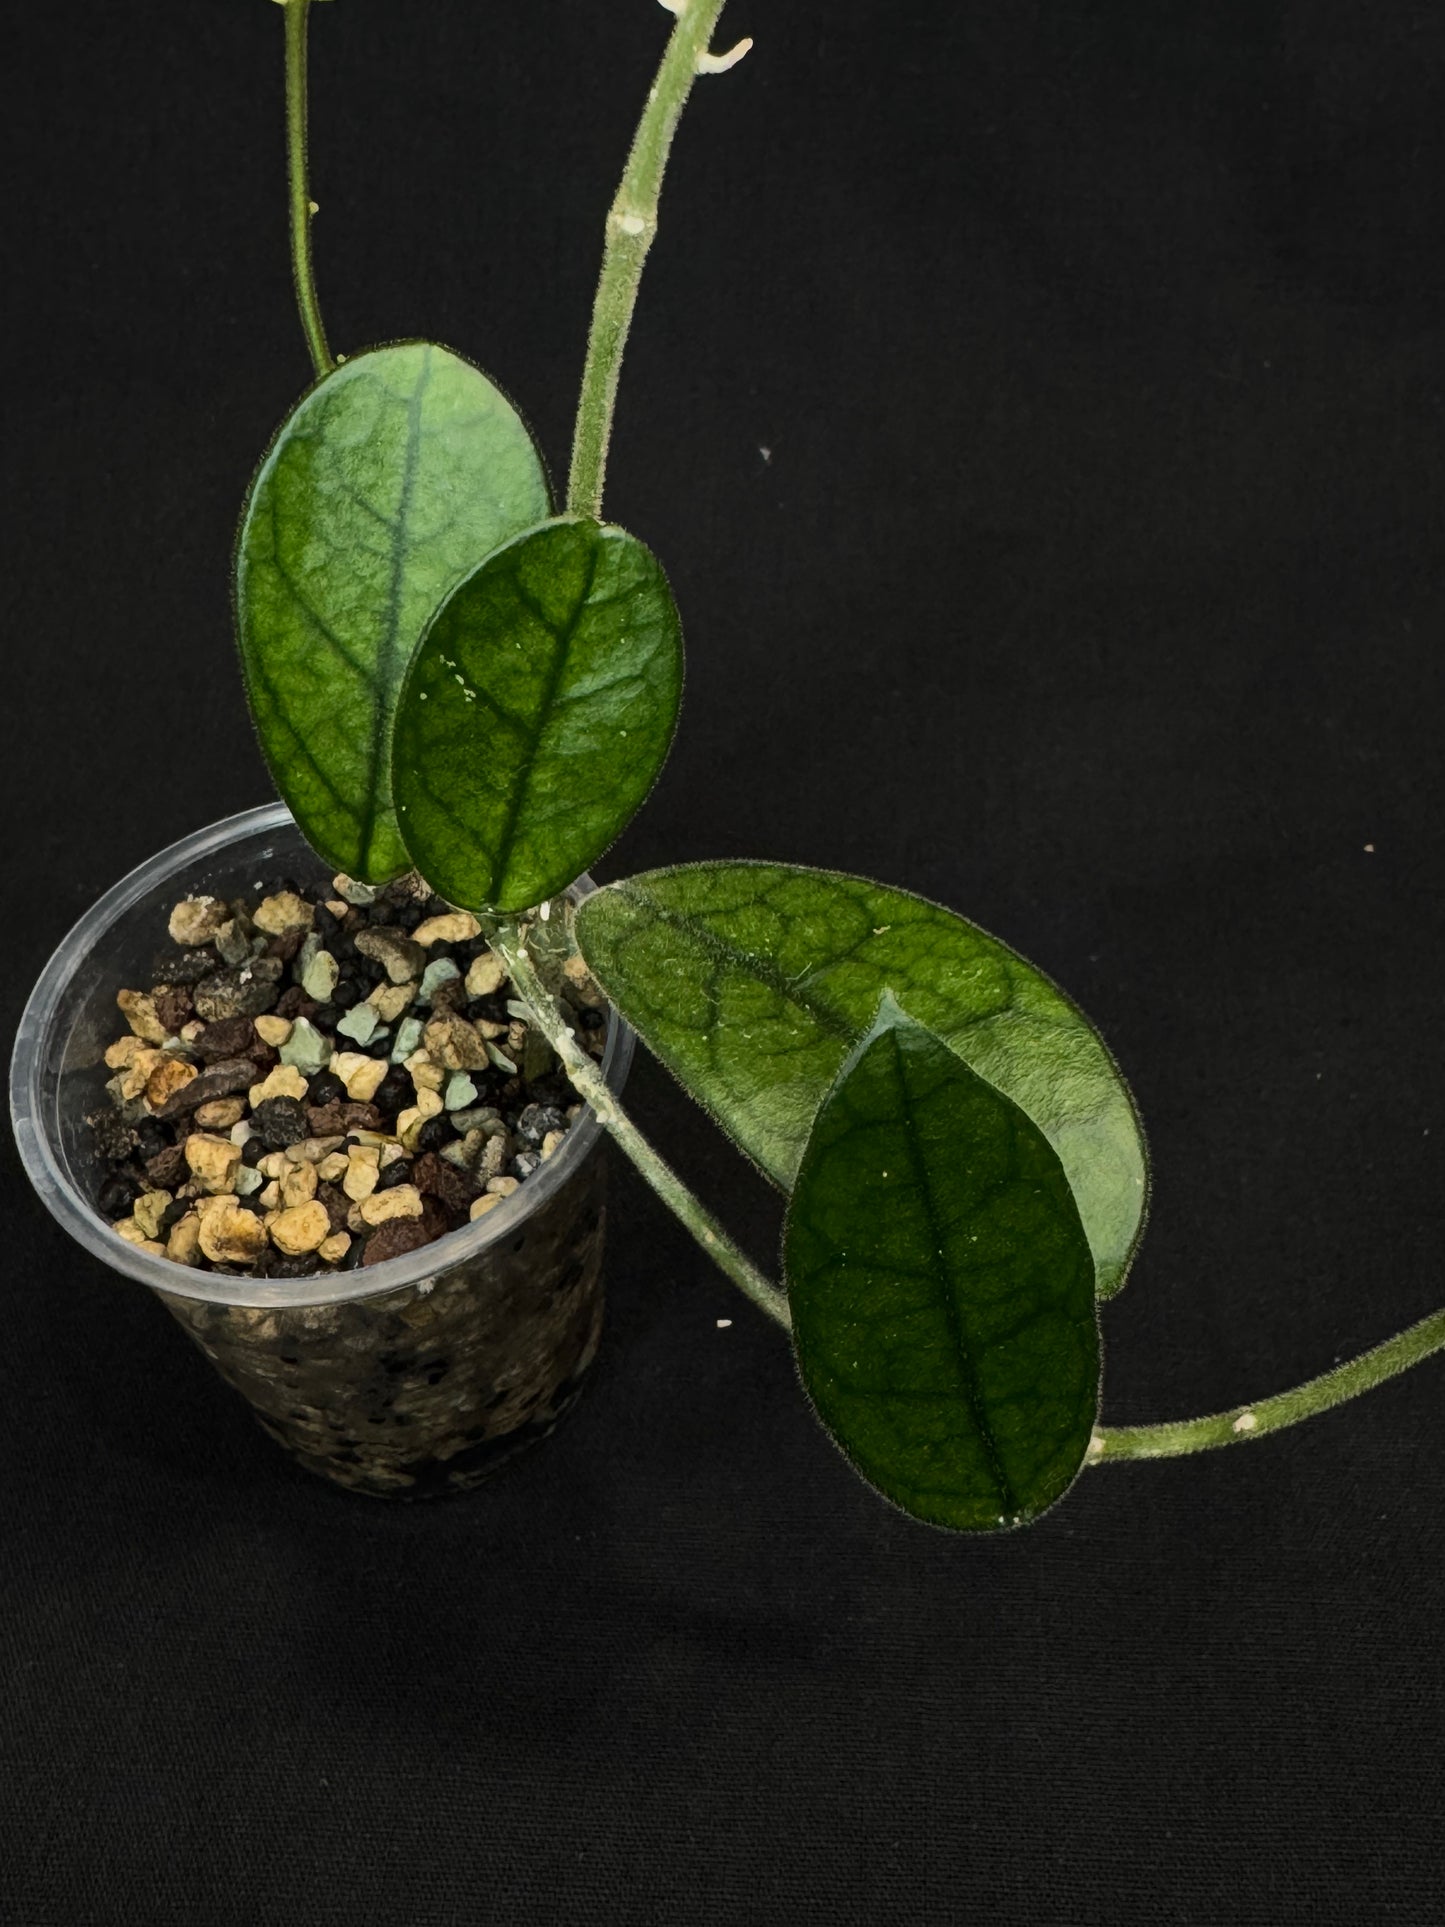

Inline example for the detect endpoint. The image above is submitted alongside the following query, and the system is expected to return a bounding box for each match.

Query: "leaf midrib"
[356,344,432,872]
[887,1028,1017,1518]
[488,533,604,902]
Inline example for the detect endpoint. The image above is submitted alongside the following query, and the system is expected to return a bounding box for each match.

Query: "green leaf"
[391,517,683,914]
[574,862,1148,1298]
[785,994,1100,1531]
[235,340,551,882]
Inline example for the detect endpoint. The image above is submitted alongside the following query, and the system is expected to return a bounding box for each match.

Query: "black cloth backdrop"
[3,2,1443,1921]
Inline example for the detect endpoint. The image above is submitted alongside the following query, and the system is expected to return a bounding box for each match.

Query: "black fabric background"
[3,2,1443,1920]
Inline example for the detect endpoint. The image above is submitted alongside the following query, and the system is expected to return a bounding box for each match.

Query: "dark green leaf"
[391,518,683,913]
[785,994,1100,1531]
[235,341,551,882]
[574,862,1147,1297]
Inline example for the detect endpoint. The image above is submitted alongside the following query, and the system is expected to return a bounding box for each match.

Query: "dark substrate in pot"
[76,860,615,1498]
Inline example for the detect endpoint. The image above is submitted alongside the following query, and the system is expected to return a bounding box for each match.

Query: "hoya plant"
[232,0,1444,1531]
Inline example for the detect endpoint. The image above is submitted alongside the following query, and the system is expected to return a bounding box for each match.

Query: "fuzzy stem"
[283,0,334,379]
[1092,1305,1445,1462]
[567,0,738,519]
[490,922,792,1332]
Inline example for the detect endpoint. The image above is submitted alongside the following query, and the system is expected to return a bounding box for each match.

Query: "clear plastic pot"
[9,803,633,1498]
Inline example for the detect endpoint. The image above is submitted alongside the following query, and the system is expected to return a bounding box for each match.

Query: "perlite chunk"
[464,949,508,999]
[252,891,313,936]
[331,1051,388,1103]
[167,896,229,947]
[185,1133,243,1194]
[422,1013,490,1072]
[117,989,168,1045]
[269,1202,330,1255]
[248,1064,309,1108]
[359,1184,424,1226]
[413,910,481,947]
[197,1201,267,1264]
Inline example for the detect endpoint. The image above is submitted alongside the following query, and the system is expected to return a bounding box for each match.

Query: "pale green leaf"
[574,862,1148,1297]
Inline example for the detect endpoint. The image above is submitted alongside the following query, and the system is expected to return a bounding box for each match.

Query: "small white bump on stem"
[1094,1304,1445,1461]
[697,37,752,74]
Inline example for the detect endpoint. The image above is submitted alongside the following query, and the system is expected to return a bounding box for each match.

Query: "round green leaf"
[235,340,551,883]
[391,517,684,913]
[574,862,1148,1298]
[786,995,1101,1531]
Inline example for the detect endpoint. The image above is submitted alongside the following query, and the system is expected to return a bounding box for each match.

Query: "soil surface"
[90,871,607,1279]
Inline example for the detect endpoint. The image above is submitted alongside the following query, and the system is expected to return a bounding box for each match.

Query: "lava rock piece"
[251,1095,309,1149]
[305,1099,384,1137]
[132,1117,171,1162]
[258,1247,322,1280]
[194,959,283,1022]
[306,1069,347,1107]
[144,1143,189,1190]
[371,1065,414,1120]
[313,903,349,952]
[361,1218,433,1267]
[305,1101,348,1137]
[316,1182,352,1235]
[151,984,194,1034]
[413,1150,481,1216]
[421,1194,457,1240]
[157,1055,258,1119]
[264,925,309,965]
[194,1016,258,1063]
[98,1174,138,1219]
[415,1115,454,1154]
